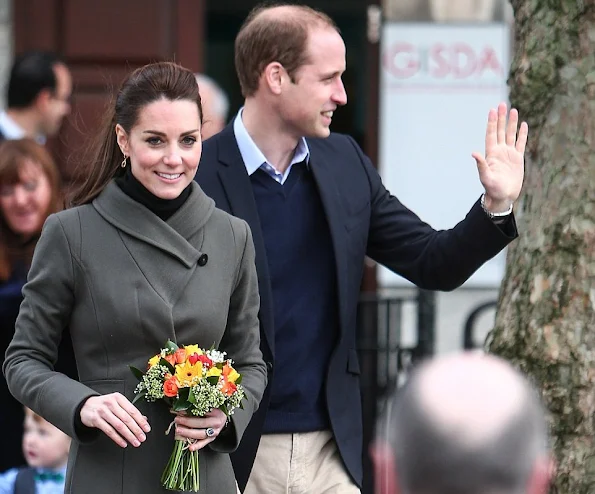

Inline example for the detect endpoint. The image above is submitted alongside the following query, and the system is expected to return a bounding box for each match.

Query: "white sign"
[377,23,510,288]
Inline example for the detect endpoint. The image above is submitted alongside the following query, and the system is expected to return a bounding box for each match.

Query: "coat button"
[198,254,208,266]
[266,361,273,372]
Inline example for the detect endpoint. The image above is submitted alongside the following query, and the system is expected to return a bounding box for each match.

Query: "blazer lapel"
[307,141,349,336]
[215,128,275,356]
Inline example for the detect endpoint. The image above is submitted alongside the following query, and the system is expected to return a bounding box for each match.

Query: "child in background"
[0,408,70,494]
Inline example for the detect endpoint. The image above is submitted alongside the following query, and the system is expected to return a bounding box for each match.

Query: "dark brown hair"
[235,3,338,97]
[69,62,203,206]
[0,138,62,280]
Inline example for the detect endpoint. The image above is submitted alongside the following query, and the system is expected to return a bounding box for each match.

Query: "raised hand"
[472,102,528,213]
[80,393,151,448]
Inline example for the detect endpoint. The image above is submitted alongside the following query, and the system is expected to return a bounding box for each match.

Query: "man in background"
[195,73,229,140]
[371,352,553,494]
[0,51,72,143]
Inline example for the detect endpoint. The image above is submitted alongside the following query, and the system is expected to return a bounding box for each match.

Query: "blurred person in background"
[0,407,70,494]
[0,139,63,472]
[0,51,72,143]
[195,73,230,140]
[371,352,553,494]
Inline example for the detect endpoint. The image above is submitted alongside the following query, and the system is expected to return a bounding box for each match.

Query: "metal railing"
[355,291,498,493]
[356,290,436,494]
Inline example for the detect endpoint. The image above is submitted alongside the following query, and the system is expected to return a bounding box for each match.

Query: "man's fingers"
[516,121,529,154]
[485,107,498,152]
[505,108,519,146]
[496,102,507,144]
[472,152,488,176]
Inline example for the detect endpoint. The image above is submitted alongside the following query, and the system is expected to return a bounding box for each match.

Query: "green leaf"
[160,357,175,374]
[129,365,145,381]
[172,400,191,412]
[188,389,197,404]
[178,387,190,402]
[165,340,179,354]
[235,375,243,385]
[132,391,146,405]
[206,376,219,386]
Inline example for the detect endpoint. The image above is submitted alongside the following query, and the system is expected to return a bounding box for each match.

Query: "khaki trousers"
[244,430,361,494]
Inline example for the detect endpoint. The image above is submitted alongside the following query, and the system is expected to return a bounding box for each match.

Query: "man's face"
[276,26,347,139]
[40,63,72,136]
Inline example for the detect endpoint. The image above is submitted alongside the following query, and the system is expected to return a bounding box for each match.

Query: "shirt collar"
[233,108,309,177]
[0,111,46,144]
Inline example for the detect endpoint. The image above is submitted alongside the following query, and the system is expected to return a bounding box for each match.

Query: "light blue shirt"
[233,109,309,185]
[0,111,46,144]
[0,466,67,494]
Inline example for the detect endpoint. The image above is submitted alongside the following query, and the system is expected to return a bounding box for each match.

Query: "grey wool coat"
[3,181,267,494]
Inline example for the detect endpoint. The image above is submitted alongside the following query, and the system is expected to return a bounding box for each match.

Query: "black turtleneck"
[115,165,191,221]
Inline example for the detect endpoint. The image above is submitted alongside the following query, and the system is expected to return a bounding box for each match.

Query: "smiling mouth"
[156,172,182,180]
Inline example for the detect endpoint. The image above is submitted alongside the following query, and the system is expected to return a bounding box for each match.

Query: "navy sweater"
[250,164,339,433]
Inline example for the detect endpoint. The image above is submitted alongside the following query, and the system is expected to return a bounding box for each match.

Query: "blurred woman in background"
[0,138,62,472]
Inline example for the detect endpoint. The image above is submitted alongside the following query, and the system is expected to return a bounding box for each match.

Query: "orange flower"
[163,376,179,398]
[220,379,237,397]
[164,354,176,367]
[222,363,240,383]
[174,348,187,364]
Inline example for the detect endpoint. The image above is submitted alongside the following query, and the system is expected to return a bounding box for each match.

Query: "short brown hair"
[235,3,338,97]
[0,139,62,280]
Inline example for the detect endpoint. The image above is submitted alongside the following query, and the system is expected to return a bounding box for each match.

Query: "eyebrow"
[321,70,343,78]
[142,129,200,136]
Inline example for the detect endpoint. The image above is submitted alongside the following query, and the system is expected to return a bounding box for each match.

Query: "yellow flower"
[148,354,160,368]
[226,367,240,383]
[175,360,202,387]
[184,345,202,357]
[206,367,222,378]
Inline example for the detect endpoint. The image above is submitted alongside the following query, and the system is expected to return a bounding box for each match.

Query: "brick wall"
[0,0,12,108]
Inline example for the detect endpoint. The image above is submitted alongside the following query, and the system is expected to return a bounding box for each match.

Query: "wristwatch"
[480,194,513,219]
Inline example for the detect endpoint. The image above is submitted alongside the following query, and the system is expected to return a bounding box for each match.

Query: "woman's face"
[116,98,202,200]
[0,160,53,238]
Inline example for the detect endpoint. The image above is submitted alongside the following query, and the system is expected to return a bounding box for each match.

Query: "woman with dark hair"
[0,138,62,472]
[4,62,266,493]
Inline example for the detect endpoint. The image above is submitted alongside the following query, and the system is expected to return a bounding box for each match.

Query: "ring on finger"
[205,427,215,438]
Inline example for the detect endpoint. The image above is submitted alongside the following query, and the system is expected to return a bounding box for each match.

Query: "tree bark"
[487,1,595,492]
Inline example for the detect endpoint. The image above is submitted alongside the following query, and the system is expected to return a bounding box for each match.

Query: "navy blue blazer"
[196,123,517,490]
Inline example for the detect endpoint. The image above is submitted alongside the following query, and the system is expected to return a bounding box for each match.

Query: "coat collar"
[92,181,214,268]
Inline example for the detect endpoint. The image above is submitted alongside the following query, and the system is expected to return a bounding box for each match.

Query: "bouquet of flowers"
[130,340,245,492]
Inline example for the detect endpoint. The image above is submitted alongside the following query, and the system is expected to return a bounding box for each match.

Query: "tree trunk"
[487,1,595,492]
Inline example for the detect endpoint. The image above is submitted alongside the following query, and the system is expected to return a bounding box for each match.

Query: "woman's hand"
[174,408,228,452]
[80,393,151,448]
